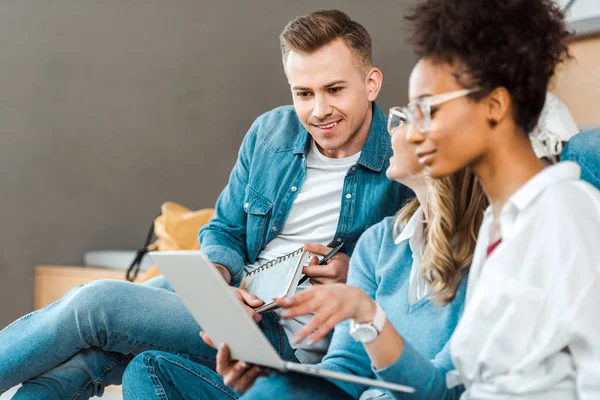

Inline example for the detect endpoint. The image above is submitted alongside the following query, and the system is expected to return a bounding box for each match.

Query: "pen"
[298,242,345,285]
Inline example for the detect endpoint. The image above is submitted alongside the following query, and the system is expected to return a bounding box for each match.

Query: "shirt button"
[345,194,352,199]
[291,186,297,192]
[272,226,278,232]
[351,166,357,171]
[244,203,250,210]
[337,238,343,243]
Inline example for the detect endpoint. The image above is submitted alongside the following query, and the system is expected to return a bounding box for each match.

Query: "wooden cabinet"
[34,265,146,310]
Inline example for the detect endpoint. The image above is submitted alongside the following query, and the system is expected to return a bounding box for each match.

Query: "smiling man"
[117,9,412,399]
[0,9,411,400]
[119,10,412,399]
[0,11,413,400]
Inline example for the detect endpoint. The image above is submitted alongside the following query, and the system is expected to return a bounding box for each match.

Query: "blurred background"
[0,0,597,329]
[0,0,418,329]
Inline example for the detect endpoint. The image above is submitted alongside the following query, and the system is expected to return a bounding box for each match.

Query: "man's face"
[285,39,381,158]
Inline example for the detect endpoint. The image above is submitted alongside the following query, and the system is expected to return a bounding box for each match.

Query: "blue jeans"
[0,276,294,399]
[122,353,349,400]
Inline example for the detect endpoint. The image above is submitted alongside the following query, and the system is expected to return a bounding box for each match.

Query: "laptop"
[150,251,415,394]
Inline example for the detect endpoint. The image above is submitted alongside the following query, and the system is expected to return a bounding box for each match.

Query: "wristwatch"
[349,302,386,343]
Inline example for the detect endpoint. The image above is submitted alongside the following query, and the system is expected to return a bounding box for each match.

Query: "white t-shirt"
[247,140,361,363]
[252,140,360,266]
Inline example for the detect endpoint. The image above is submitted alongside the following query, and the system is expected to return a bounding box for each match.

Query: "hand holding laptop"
[153,251,414,395]
[200,331,268,393]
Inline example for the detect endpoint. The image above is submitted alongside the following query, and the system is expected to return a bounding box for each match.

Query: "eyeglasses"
[387,88,481,134]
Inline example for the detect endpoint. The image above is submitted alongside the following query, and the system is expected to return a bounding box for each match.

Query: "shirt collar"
[356,103,389,172]
[482,161,581,239]
[506,161,581,213]
[395,206,425,245]
[293,128,311,154]
[293,103,390,172]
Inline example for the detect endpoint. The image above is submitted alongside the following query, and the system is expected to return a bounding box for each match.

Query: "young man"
[0,10,411,400]
[120,9,409,399]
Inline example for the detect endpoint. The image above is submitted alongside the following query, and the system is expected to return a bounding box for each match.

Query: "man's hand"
[200,332,266,393]
[213,262,262,322]
[232,288,264,323]
[214,263,232,284]
[302,244,350,285]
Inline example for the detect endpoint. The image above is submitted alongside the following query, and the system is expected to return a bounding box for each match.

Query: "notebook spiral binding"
[245,247,304,277]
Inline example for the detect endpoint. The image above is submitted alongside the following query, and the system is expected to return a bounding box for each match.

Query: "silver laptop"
[150,251,414,394]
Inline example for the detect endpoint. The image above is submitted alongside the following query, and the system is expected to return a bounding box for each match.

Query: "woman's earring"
[488,118,498,128]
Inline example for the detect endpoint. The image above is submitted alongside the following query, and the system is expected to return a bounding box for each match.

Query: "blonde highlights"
[395,168,487,305]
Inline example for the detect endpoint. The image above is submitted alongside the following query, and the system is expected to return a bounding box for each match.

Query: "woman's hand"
[200,331,267,393]
[275,284,376,345]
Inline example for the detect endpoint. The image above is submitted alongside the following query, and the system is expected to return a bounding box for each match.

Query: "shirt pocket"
[453,271,545,376]
[243,186,273,255]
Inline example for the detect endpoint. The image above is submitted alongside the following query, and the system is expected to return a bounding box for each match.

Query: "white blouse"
[394,206,431,304]
[449,162,600,400]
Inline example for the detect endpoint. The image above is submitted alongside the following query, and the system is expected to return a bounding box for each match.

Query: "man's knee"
[142,275,174,292]
[69,279,135,313]
[122,351,165,399]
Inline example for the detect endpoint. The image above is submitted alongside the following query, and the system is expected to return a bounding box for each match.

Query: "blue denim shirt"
[199,103,413,285]
[561,130,600,191]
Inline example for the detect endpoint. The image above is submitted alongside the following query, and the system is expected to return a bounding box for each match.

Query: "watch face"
[353,325,378,343]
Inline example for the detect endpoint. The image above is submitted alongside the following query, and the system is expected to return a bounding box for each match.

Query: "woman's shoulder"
[359,216,398,245]
[538,174,600,223]
[352,216,405,264]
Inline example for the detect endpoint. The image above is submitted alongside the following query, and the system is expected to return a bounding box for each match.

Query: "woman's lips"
[416,150,436,165]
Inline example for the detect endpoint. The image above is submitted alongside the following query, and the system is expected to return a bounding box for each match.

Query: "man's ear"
[365,67,383,102]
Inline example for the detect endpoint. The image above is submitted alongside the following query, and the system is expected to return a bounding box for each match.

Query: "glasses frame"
[388,88,481,134]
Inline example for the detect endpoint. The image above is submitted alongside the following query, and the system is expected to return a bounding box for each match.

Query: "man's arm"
[199,129,258,285]
[214,263,232,284]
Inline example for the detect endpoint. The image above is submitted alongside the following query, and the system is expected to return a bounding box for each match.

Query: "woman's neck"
[474,129,547,221]
[410,179,429,221]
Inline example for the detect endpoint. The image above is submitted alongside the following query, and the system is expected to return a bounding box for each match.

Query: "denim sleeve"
[561,130,600,191]
[373,339,464,399]
[198,129,257,285]
[317,223,385,398]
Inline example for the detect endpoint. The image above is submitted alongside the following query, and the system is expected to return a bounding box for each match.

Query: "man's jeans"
[0,276,295,399]
[122,353,346,400]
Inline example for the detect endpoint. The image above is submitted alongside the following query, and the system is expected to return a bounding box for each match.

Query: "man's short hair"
[280,9,373,74]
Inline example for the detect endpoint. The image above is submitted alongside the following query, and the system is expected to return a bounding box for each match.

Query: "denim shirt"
[561,130,600,191]
[199,103,413,285]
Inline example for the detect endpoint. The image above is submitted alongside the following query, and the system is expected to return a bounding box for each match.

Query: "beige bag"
[126,202,215,281]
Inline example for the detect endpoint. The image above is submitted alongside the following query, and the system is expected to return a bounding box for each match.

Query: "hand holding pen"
[299,242,347,285]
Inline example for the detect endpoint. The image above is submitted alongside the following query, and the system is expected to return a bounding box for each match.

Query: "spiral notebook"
[240,247,311,313]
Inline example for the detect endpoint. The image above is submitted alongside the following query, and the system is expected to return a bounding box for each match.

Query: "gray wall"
[0,0,417,328]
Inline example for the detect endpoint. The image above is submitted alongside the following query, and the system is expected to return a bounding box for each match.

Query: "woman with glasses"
[243,0,600,399]
[390,0,600,397]
[271,0,599,399]
[122,103,489,400]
